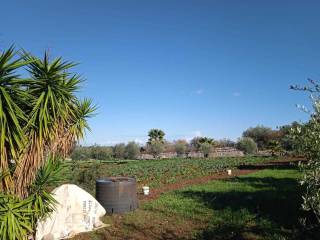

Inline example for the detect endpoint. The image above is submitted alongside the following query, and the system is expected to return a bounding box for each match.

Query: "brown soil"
[138,168,257,202]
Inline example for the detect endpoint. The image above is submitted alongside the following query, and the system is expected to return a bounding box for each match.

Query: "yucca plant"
[12,51,95,197]
[28,155,63,222]
[0,47,30,193]
[0,46,96,239]
[0,194,34,240]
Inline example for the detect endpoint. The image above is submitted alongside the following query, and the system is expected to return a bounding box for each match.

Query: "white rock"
[36,184,106,240]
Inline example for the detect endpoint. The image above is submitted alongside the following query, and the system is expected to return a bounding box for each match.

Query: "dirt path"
[138,168,257,202]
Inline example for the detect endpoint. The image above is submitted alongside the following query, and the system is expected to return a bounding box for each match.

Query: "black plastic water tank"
[96,177,138,214]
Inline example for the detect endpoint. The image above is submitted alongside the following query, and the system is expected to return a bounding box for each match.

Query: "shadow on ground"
[74,163,319,240]
[177,166,319,240]
[238,159,305,170]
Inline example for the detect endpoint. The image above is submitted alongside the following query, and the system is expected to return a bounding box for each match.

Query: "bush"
[70,146,91,160]
[242,125,274,149]
[291,115,320,226]
[125,142,140,159]
[190,137,215,151]
[199,142,213,158]
[113,143,126,159]
[91,145,113,160]
[72,162,101,193]
[70,145,113,160]
[291,79,320,229]
[174,140,188,156]
[147,142,164,158]
[237,137,258,154]
[278,122,300,151]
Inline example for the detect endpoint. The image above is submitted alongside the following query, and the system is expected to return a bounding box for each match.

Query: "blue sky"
[1,0,319,145]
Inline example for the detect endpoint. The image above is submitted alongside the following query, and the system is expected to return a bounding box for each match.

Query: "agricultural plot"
[61,156,277,194]
[73,167,309,240]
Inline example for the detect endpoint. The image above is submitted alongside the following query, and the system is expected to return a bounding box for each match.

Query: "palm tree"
[147,129,165,144]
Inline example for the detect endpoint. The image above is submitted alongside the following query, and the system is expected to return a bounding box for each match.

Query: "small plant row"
[64,156,276,194]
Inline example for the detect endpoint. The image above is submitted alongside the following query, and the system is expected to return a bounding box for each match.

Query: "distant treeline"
[71,124,297,160]
[71,142,140,160]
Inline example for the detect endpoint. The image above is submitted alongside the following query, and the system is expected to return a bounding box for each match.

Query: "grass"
[74,165,315,240]
[61,156,277,194]
[145,168,303,239]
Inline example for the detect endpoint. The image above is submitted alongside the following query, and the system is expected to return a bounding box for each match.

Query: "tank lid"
[96,177,136,183]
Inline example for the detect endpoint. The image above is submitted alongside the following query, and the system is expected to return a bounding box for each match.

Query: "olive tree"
[147,141,164,159]
[113,143,126,159]
[236,137,258,154]
[242,125,274,149]
[290,79,320,227]
[199,142,212,158]
[190,137,215,151]
[125,142,140,159]
[174,140,188,156]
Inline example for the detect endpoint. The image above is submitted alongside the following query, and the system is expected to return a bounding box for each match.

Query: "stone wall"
[137,147,244,160]
[211,147,244,157]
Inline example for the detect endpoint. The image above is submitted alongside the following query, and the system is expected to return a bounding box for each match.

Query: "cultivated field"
[61,156,278,194]
[73,166,306,240]
[56,156,312,240]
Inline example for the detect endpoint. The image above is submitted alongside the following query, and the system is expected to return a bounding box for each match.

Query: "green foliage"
[190,137,215,151]
[242,125,274,150]
[113,143,126,159]
[278,123,300,151]
[64,156,275,193]
[268,140,283,156]
[71,145,113,160]
[72,162,101,192]
[29,156,62,220]
[125,142,140,159]
[291,118,320,225]
[71,146,92,160]
[147,141,164,158]
[174,140,188,156]
[91,145,113,160]
[0,194,34,240]
[199,142,213,158]
[0,46,95,239]
[0,156,62,240]
[147,129,165,144]
[291,79,320,228]
[300,158,320,225]
[0,47,30,191]
[0,46,95,195]
[237,137,258,154]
